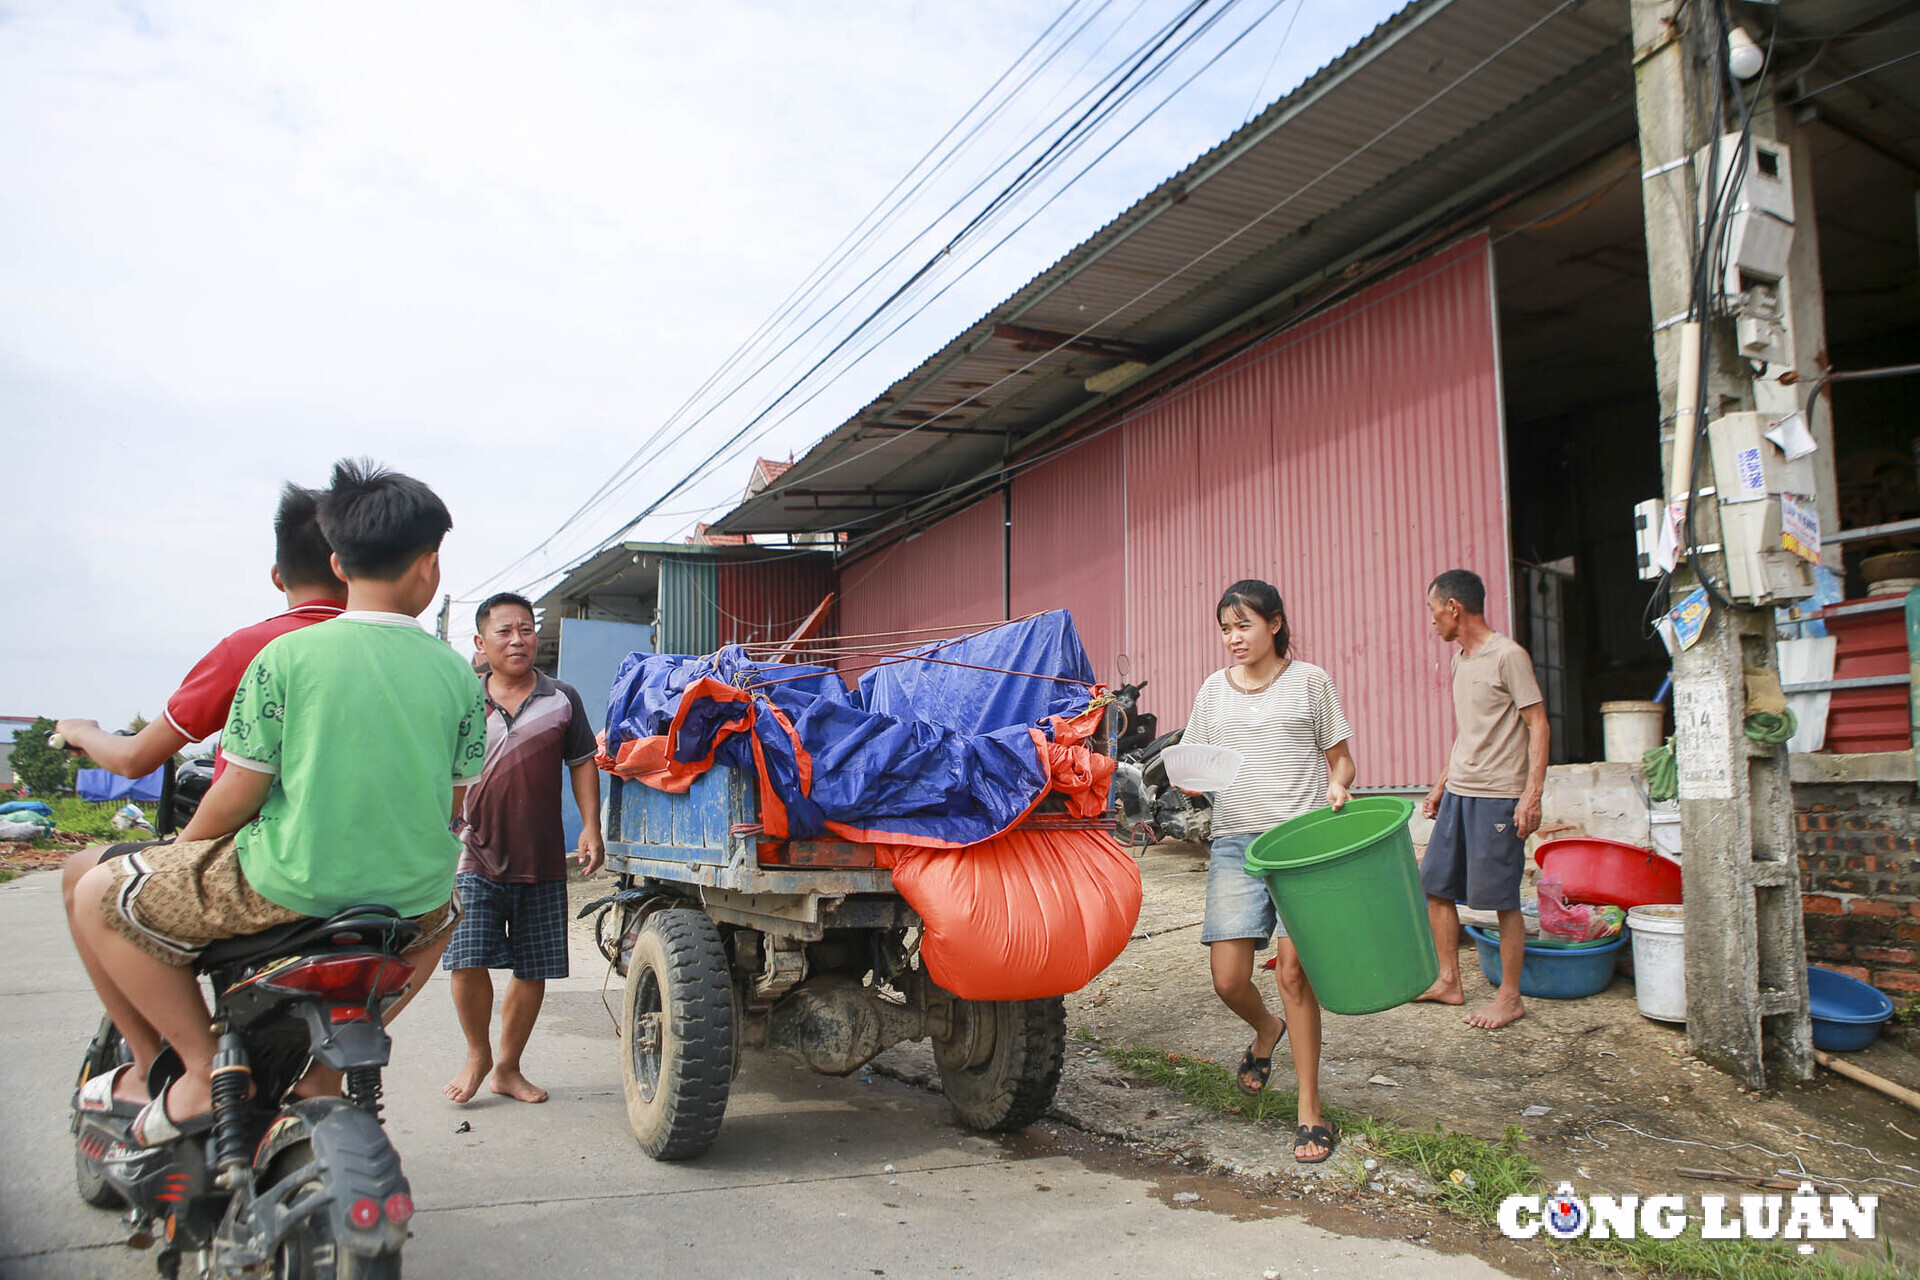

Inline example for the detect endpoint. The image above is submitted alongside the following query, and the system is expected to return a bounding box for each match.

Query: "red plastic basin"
[1534,837,1682,909]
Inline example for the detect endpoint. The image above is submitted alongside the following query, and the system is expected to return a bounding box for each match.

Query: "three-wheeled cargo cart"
[585,763,1092,1161]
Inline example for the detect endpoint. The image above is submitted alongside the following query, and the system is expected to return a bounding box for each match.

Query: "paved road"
[0,870,1511,1279]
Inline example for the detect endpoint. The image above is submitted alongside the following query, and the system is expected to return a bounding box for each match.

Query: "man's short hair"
[1430,568,1487,615]
[317,458,453,581]
[476,592,535,632]
[274,484,346,591]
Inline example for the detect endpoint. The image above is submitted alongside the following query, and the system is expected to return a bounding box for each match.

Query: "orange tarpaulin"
[874,706,1139,1001]
[879,827,1141,1001]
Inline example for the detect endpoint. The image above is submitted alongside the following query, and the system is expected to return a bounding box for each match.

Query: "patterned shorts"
[441,873,570,981]
[99,836,456,967]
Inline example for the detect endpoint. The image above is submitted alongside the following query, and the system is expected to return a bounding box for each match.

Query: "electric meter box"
[1696,134,1794,292]
[1706,411,1817,605]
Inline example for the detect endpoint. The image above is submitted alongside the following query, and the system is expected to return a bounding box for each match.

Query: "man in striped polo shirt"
[443,592,604,1105]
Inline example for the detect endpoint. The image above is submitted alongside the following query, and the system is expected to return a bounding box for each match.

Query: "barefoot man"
[1416,569,1548,1030]
[444,592,604,1104]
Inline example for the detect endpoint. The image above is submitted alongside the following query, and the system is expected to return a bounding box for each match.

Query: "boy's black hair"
[316,458,453,581]
[1430,568,1487,615]
[1216,579,1291,660]
[476,592,536,632]
[274,484,347,592]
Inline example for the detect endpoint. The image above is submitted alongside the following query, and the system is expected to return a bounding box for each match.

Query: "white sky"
[2,0,1403,730]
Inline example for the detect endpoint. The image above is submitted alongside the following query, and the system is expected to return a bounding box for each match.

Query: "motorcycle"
[1106,669,1211,846]
[72,906,420,1279]
[66,756,419,1278]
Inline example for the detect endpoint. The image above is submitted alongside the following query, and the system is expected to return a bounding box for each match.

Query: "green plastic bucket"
[1244,797,1438,1015]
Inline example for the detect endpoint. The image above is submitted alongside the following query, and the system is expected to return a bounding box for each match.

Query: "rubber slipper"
[1235,1022,1286,1096]
[1236,1046,1272,1096]
[1294,1123,1337,1164]
[129,1080,214,1148]
[74,1063,143,1117]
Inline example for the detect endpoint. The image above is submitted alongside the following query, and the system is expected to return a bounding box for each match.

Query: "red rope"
[741,650,1099,691]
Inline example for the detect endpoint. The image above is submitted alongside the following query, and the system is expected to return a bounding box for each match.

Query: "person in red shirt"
[57,483,347,1108]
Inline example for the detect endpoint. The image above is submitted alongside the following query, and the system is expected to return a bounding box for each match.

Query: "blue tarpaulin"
[602,611,1098,847]
[76,768,164,804]
[859,610,1093,735]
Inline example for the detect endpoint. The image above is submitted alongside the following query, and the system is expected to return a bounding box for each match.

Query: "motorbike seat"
[195,904,417,972]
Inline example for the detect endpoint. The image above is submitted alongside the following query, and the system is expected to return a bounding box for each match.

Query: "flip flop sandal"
[1294,1123,1338,1165]
[74,1062,144,1118]
[129,1080,215,1149]
[1235,1022,1287,1097]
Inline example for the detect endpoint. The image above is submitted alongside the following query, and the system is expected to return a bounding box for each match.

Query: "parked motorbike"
[71,905,420,1278]
[1107,672,1210,846]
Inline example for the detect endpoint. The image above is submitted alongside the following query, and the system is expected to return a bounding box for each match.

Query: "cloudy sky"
[2,0,1402,733]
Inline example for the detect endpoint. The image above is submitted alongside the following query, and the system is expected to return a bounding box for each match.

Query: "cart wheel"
[932,996,1065,1133]
[621,908,734,1160]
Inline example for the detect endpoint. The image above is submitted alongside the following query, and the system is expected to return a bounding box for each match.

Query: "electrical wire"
[1677,0,1779,613]
[571,0,1228,543]
[616,0,1301,544]
[500,0,1290,599]
[750,0,1591,536]
[462,0,1117,599]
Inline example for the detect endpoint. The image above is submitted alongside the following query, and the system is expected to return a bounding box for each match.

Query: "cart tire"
[621,908,734,1160]
[933,997,1065,1133]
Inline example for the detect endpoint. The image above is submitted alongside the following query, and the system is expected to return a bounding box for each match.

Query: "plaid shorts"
[99,836,456,967]
[442,872,570,981]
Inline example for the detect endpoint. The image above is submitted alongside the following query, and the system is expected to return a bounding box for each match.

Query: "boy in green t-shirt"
[71,459,487,1146]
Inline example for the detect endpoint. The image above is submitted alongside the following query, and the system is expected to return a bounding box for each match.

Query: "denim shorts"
[1201,832,1286,948]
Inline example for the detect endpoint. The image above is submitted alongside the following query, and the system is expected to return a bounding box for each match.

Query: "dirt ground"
[1019,844,1920,1248]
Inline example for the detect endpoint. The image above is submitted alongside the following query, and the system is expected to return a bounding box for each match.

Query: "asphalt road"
[0,869,1511,1280]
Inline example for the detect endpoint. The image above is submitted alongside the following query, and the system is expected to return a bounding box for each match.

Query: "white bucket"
[1601,700,1666,763]
[1648,805,1682,859]
[1627,904,1686,1023]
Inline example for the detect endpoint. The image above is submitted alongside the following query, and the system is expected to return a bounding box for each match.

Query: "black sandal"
[1235,1022,1286,1096]
[1294,1123,1338,1164]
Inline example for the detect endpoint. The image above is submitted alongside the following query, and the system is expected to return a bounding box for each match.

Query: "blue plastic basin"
[1807,966,1895,1052]
[1466,925,1626,999]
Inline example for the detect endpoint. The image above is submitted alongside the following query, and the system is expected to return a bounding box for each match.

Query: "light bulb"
[1727,26,1764,81]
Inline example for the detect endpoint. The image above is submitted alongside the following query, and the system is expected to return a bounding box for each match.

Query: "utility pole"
[435,593,451,643]
[1629,0,1812,1087]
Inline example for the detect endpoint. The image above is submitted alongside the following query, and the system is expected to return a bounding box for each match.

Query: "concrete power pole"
[1629,0,1813,1087]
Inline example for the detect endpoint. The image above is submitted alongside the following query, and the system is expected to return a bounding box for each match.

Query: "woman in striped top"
[1182,579,1355,1163]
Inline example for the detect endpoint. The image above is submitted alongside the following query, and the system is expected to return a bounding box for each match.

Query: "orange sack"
[880,828,1142,1001]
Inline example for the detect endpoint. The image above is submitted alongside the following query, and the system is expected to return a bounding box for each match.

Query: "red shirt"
[164,600,346,777]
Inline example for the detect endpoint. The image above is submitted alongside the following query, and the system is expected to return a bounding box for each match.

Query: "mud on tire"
[933,996,1066,1133]
[621,908,735,1160]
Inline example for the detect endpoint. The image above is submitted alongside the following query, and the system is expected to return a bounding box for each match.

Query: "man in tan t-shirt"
[1415,568,1549,1030]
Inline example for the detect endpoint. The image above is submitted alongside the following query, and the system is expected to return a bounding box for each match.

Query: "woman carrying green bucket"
[1180,580,1353,1164]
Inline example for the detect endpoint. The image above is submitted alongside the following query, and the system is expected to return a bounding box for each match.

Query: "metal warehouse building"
[697,0,1917,792]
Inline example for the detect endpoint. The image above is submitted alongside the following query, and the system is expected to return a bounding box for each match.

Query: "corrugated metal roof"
[713,0,1636,536]
[712,0,1919,542]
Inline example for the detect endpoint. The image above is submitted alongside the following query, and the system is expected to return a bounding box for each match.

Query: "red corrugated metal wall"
[1015,236,1506,786]
[1008,446,1125,681]
[837,497,1006,644]
[715,554,839,647]
[837,237,1505,784]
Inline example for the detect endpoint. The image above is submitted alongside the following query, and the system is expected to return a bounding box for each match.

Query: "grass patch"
[1091,1041,1906,1280]
[0,868,14,885]
[39,797,154,840]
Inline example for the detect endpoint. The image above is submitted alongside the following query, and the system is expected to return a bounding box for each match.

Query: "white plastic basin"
[1160,743,1244,792]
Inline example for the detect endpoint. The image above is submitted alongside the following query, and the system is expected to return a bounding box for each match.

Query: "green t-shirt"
[222,612,487,918]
